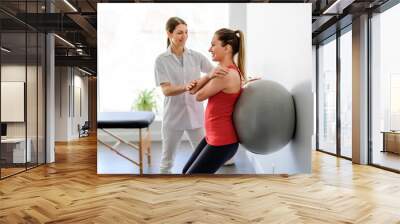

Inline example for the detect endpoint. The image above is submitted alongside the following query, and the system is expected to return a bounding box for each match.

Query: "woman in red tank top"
[182,28,247,174]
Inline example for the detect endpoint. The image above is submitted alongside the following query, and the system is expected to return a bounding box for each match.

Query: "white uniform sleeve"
[154,58,170,86]
[199,53,214,74]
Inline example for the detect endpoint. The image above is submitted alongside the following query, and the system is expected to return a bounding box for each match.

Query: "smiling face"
[209,34,230,62]
[167,24,188,48]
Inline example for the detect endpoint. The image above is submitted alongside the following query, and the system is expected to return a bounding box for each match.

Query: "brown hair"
[215,28,246,82]
[165,17,187,47]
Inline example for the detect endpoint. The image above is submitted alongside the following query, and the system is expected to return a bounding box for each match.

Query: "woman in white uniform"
[154,17,228,174]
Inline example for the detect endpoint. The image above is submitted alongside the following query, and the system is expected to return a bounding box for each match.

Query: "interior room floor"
[97,140,255,174]
[1,135,400,223]
[372,150,400,171]
[0,167,25,177]
[0,162,44,178]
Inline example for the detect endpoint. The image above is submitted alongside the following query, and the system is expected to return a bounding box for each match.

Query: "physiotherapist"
[154,17,229,174]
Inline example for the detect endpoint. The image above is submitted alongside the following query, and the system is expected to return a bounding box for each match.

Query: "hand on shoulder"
[209,66,229,79]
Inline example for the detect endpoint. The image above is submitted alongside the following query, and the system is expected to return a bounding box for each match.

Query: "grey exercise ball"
[233,80,296,155]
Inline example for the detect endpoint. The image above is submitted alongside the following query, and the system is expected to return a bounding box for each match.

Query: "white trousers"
[160,126,204,173]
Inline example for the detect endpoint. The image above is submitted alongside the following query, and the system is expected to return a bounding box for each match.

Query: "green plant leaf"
[132,88,158,112]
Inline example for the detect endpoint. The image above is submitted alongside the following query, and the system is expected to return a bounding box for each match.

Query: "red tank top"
[205,64,242,146]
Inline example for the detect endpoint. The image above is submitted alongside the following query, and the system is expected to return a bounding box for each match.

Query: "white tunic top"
[154,47,213,130]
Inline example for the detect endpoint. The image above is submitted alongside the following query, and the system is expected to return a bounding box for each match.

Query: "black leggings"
[182,138,238,174]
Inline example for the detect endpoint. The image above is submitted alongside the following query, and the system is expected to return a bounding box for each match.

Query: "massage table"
[97,112,155,174]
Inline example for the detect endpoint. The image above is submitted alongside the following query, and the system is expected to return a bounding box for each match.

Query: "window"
[340,29,352,158]
[0,1,46,179]
[371,2,400,171]
[390,74,400,130]
[317,37,337,154]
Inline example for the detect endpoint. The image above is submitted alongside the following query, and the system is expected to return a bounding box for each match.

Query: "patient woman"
[182,28,246,174]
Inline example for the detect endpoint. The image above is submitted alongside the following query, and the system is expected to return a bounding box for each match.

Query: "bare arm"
[195,77,227,101]
[195,69,241,101]
[188,74,213,94]
[189,66,229,94]
[160,82,187,96]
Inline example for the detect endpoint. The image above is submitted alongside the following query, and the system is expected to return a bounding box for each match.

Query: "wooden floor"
[1,135,400,223]
[1,163,45,178]
[0,167,26,178]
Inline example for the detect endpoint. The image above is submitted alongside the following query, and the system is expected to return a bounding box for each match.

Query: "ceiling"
[0,0,393,75]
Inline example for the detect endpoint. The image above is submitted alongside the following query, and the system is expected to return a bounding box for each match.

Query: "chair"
[78,121,90,138]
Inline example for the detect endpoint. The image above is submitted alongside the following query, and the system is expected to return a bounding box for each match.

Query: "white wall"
[312,45,317,151]
[229,3,246,32]
[1,82,25,122]
[1,63,47,163]
[97,3,229,114]
[246,4,313,174]
[55,67,89,141]
[71,74,89,138]
[1,65,41,138]
[55,67,69,141]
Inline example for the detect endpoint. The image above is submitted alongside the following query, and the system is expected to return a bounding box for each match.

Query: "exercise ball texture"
[234,80,296,154]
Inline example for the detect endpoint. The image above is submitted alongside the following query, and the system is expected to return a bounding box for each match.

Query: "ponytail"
[235,30,246,82]
[215,28,247,82]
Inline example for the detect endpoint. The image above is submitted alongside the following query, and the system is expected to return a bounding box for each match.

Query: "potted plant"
[132,88,158,112]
